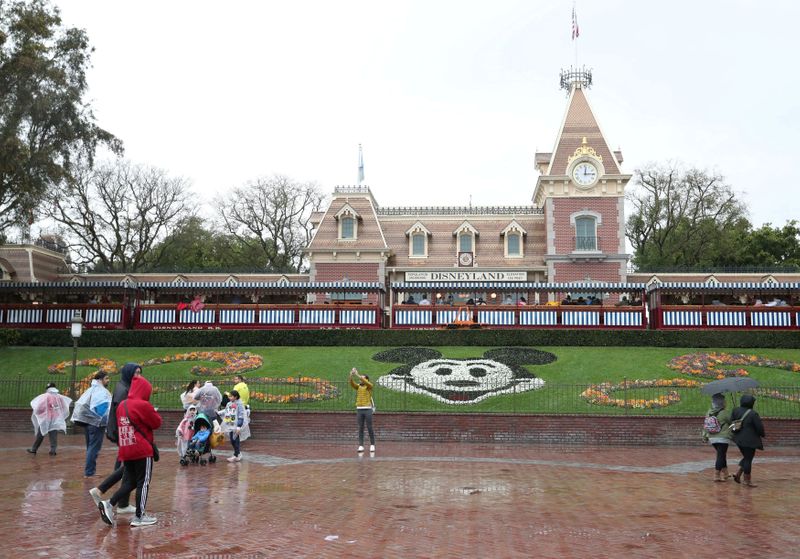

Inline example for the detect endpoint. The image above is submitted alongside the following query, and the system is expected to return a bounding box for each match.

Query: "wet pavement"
[5,432,800,558]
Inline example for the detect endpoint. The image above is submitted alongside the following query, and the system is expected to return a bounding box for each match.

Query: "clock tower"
[532,68,632,285]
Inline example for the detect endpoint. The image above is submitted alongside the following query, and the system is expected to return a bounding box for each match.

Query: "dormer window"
[335,203,361,241]
[341,216,355,239]
[501,220,527,258]
[453,221,479,258]
[406,221,431,258]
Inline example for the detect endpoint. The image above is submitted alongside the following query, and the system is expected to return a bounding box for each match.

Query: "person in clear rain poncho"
[28,383,72,456]
[71,372,112,477]
[194,381,223,418]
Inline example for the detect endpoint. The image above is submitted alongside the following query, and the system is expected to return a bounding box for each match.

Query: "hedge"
[3,328,799,348]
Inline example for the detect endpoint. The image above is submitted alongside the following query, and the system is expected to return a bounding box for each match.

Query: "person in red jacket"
[98,375,162,527]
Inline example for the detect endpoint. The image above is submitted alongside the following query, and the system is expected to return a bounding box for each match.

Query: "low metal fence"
[4,377,799,418]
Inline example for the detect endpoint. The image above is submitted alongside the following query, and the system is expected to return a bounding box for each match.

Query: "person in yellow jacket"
[232,375,250,406]
[349,368,375,453]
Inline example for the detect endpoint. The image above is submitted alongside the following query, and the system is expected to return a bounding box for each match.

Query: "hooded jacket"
[731,394,765,450]
[117,376,162,462]
[106,363,140,443]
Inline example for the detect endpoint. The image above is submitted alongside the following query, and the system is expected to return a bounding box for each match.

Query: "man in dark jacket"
[89,363,142,514]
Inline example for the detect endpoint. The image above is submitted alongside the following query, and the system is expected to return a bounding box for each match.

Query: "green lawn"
[1,345,799,417]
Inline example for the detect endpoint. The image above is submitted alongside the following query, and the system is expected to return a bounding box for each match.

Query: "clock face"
[458,252,473,267]
[572,162,598,186]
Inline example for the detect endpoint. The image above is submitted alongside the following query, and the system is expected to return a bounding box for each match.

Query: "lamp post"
[69,312,84,402]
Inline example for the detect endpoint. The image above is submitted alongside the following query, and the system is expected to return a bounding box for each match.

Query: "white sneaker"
[130,514,157,527]
[369,445,375,452]
[357,446,364,452]
[89,487,102,507]
[227,455,237,462]
[234,455,241,462]
[116,505,137,514]
[98,500,114,526]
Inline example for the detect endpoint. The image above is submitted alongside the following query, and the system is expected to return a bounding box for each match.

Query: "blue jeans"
[230,432,241,456]
[84,424,105,476]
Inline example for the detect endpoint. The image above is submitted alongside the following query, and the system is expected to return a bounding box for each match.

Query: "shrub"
[6,328,800,348]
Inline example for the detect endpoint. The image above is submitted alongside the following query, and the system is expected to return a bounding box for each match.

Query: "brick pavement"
[5,432,800,559]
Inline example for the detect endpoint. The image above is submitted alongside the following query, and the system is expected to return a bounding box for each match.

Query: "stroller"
[179,412,217,466]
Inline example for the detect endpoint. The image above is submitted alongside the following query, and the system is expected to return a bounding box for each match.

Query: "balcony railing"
[575,236,598,251]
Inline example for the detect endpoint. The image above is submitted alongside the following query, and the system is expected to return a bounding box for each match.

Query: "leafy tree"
[215,175,325,273]
[626,163,749,269]
[148,216,268,272]
[0,0,121,241]
[736,221,800,268]
[44,159,194,272]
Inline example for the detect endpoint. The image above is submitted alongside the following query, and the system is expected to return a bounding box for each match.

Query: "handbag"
[122,401,159,462]
[730,409,752,433]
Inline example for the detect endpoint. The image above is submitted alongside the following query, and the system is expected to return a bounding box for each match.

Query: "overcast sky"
[55,0,799,228]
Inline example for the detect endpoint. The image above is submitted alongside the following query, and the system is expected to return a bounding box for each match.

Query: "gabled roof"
[334,203,361,220]
[405,221,432,237]
[546,86,621,176]
[500,220,527,236]
[453,221,479,236]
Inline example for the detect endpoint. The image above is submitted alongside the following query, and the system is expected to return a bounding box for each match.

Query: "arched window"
[335,203,360,240]
[501,220,526,258]
[340,216,355,239]
[412,233,426,256]
[575,216,597,250]
[406,221,431,258]
[459,232,473,253]
[507,233,521,256]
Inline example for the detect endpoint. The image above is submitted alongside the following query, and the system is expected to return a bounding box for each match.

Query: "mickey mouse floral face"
[373,347,555,404]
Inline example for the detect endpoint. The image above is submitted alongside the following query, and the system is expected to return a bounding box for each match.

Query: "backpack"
[703,415,722,434]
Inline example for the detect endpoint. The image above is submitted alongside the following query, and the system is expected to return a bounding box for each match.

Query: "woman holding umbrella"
[731,394,766,487]
[703,393,735,482]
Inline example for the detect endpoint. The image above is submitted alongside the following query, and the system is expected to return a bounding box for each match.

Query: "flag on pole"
[571,6,579,40]
[358,144,364,184]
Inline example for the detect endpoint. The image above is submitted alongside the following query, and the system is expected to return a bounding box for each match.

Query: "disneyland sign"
[405,271,528,282]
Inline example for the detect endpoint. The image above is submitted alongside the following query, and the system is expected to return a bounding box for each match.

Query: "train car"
[647,282,800,330]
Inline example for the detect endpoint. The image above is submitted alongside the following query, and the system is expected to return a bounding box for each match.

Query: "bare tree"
[215,175,325,273]
[626,162,748,269]
[45,159,194,272]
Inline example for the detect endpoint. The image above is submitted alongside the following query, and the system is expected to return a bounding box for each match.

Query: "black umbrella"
[700,377,760,395]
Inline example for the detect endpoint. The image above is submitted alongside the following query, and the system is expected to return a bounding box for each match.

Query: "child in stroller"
[179,412,217,466]
[175,404,197,459]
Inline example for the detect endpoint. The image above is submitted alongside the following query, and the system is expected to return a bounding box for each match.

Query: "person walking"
[71,372,112,477]
[98,375,162,527]
[28,383,71,455]
[702,393,734,482]
[89,363,142,515]
[349,368,375,453]
[731,394,766,487]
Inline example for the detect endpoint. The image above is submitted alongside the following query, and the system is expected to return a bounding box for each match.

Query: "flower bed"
[668,352,800,379]
[48,358,117,376]
[140,351,263,377]
[250,376,339,404]
[581,378,702,409]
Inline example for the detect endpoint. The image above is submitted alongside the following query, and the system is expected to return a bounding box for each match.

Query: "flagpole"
[358,144,364,185]
[572,2,579,69]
